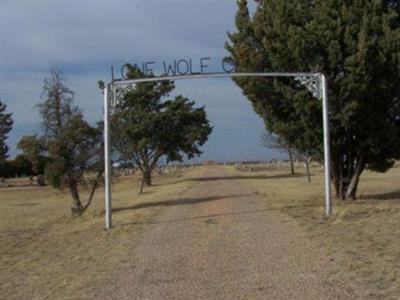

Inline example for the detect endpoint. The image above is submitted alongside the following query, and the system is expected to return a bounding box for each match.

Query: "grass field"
[231,163,400,299]
[0,167,202,300]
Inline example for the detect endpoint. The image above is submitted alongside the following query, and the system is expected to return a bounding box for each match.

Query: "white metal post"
[321,74,332,215]
[104,83,112,229]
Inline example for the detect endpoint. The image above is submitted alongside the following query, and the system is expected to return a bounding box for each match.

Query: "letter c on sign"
[222,57,235,73]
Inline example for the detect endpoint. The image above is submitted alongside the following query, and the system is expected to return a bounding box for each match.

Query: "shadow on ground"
[360,190,400,201]
[111,194,253,213]
[120,208,274,227]
[118,203,326,228]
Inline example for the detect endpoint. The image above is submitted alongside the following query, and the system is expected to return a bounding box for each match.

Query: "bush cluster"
[0,154,45,178]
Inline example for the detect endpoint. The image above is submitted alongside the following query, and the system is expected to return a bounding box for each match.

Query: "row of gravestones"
[233,160,321,172]
[112,164,196,177]
[234,160,296,171]
[0,175,46,186]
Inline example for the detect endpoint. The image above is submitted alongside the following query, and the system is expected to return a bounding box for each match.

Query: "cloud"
[2,0,235,71]
[1,0,282,161]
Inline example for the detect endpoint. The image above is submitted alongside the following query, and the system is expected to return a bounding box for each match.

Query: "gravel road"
[100,166,361,299]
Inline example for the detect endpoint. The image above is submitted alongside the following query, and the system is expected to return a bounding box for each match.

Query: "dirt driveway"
[99,166,362,299]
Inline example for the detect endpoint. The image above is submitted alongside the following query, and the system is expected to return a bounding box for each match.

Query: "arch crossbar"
[103,72,331,229]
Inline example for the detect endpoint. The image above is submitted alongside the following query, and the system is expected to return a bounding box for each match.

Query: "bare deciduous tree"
[260,130,295,175]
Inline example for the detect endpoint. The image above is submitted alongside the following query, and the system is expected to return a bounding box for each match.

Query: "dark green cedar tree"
[227,0,400,199]
[0,99,13,162]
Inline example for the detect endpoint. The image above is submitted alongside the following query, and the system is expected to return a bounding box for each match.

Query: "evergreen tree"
[0,99,13,161]
[110,64,212,193]
[227,0,400,199]
[21,70,104,215]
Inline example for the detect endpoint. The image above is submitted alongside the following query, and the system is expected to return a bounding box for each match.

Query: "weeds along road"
[99,166,361,300]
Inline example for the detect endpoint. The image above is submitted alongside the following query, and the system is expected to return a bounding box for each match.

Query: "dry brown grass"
[230,163,400,299]
[2,163,400,299]
[0,167,202,300]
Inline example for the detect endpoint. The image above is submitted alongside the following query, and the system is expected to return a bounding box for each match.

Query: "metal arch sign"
[102,69,332,230]
[120,57,236,79]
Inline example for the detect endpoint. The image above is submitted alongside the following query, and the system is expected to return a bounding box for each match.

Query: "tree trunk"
[331,157,340,198]
[81,169,104,212]
[69,182,83,215]
[331,174,339,197]
[143,169,152,186]
[339,177,346,200]
[331,156,345,200]
[288,148,294,175]
[345,157,366,200]
[331,154,367,201]
[139,175,145,194]
[305,156,311,183]
[137,167,152,194]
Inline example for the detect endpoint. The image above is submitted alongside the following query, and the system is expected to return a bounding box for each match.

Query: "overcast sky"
[1,0,285,162]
